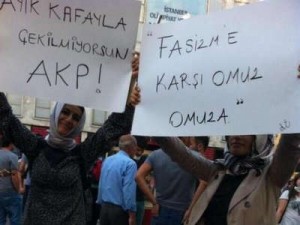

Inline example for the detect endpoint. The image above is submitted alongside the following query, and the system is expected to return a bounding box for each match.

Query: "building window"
[35,98,51,119]
[92,110,107,126]
[7,94,22,117]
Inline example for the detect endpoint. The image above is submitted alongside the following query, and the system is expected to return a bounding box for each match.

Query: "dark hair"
[289,173,300,200]
[0,130,13,147]
[194,136,210,149]
[78,106,84,114]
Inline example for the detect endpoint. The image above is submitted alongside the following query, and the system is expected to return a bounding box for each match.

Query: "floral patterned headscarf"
[215,135,274,176]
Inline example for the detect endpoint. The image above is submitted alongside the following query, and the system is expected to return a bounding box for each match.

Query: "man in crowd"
[97,134,138,225]
[0,131,22,225]
[135,137,199,225]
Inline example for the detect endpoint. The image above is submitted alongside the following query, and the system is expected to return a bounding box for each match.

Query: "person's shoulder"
[147,149,163,159]
[152,149,163,155]
[280,189,290,199]
[107,153,118,160]
[4,151,18,163]
[117,151,133,162]
[0,149,10,160]
[128,157,137,165]
[7,150,18,159]
[121,156,137,169]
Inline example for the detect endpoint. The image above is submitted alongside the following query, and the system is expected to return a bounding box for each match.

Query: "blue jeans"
[151,205,184,225]
[0,192,22,225]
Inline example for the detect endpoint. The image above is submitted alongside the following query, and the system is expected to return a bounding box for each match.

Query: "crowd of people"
[1,130,300,225]
[1,56,300,225]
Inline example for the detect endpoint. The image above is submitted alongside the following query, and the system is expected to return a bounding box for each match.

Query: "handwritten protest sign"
[132,0,300,136]
[0,0,140,112]
[146,0,207,23]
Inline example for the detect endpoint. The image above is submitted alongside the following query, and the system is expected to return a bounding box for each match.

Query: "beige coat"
[155,135,300,225]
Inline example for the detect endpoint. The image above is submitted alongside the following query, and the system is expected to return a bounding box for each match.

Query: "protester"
[135,138,199,225]
[0,55,140,225]
[276,173,300,225]
[97,134,138,225]
[151,134,300,225]
[183,136,210,225]
[0,98,134,225]
[0,131,23,225]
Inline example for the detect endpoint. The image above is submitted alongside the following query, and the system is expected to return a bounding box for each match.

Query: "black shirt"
[202,173,247,225]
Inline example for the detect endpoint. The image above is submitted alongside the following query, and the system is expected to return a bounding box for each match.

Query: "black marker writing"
[228,31,238,44]
[212,66,262,86]
[96,64,102,94]
[27,60,51,86]
[1,1,128,31]
[158,31,238,59]
[76,64,89,89]
[18,29,129,60]
[98,63,102,84]
[0,0,40,15]
[169,108,228,128]
[55,63,70,86]
[27,60,103,90]
[156,72,202,93]
[49,4,127,31]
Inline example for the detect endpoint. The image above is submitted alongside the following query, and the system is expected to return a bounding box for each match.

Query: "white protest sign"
[146,0,207,23]
[0,0,140,112]
[132,0,300,136]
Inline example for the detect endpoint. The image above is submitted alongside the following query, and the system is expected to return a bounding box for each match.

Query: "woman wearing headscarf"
[0,97,136,225]
[0,54,140,225]
[152,134,300,225]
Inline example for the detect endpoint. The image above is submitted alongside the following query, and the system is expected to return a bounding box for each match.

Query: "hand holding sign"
[129,85,141,107]
[131,52,140,79]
